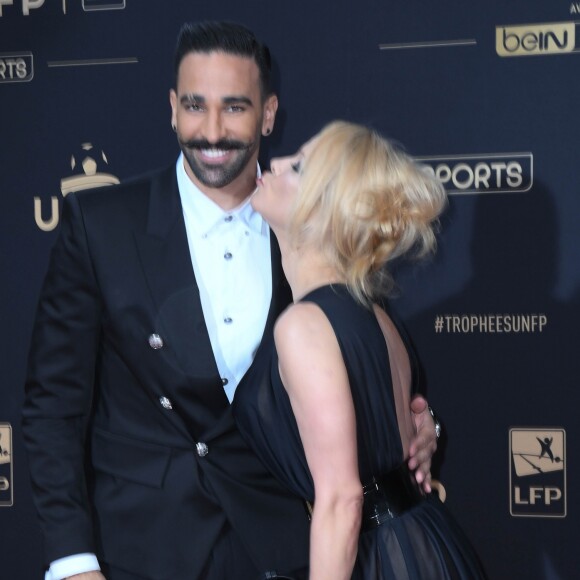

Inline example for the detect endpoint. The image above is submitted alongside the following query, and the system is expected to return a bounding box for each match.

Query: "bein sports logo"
[416,153,533,196]
[510,428,566,518]
[0,51,33,83]
[496,21,579,57]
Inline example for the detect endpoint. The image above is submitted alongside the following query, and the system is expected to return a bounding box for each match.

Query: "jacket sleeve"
[22,191,102,564]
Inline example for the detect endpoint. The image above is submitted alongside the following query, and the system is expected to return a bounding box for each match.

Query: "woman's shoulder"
[274,302,348,399]
[274,301,332,347]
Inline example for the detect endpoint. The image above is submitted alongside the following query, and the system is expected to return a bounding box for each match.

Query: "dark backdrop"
[1,1,577,578]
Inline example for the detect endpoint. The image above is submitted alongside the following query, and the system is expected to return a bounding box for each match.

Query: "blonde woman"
[233,121,485,579]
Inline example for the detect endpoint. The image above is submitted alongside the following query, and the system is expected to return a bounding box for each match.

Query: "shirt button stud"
[224,252,233,260]
[149,334,164,349]
[224,317,233,324]
[159,396,173,410]
[222,377,229,386]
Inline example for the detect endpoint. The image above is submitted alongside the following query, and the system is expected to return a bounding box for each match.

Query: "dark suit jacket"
[22,166,310,579]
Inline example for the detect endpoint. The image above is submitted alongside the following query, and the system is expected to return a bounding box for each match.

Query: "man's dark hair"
[174,21,273,99]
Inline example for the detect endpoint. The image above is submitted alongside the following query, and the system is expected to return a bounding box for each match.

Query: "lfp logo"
[510,428,566,518]
[0,424,12,507]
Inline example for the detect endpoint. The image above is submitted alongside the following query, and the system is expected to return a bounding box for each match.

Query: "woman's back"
[234,284,486,579]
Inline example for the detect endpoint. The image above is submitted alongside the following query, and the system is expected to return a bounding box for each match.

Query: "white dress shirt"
[46,155,273,579]
[45,553,101,580]
[177,153,272,401]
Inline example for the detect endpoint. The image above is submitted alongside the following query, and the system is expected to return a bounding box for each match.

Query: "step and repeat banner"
[1,1,578,578]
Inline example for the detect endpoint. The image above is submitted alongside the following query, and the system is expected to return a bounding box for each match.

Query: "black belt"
[303,464,425,530]
[361,464,425,530]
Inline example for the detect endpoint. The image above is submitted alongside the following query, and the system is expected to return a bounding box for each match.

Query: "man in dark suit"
[22,21,438,580]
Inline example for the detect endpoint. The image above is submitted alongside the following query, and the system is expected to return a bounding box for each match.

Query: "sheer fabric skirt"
[353,496,487,580]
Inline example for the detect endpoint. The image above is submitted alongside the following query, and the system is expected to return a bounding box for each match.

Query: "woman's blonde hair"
[289,121,446,304]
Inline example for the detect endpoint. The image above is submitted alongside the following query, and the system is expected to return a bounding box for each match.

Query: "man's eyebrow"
[180,94,205,104]
[179,94,254,107]
[222,96,254,107]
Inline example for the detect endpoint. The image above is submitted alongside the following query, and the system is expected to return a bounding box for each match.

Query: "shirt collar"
[176,153,267,237]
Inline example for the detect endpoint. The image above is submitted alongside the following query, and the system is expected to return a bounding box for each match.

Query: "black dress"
[233,284,486,579]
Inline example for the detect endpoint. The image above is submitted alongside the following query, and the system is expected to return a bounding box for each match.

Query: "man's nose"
[202,109,225,144]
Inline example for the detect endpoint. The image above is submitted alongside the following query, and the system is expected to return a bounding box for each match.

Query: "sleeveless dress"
[233,284,486,579]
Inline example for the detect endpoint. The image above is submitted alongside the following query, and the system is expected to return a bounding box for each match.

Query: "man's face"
[170,51,277,197]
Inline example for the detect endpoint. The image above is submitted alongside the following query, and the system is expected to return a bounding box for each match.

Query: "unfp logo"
[35,142,119,232]
[0,0,46,16]
[416,153,533,195]
[0,424,13,507]
[0,51,33,83]
[510,428,566,518]
[496,21,579,57]
[0,0,126,16]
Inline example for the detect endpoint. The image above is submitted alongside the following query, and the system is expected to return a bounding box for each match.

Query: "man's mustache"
[181,138,250,151]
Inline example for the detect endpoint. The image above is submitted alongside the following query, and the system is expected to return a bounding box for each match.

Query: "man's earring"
[265,128,272,135]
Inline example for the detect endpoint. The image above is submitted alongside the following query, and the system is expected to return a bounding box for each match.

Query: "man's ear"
[169,89,178,131]
[262,94,279,136]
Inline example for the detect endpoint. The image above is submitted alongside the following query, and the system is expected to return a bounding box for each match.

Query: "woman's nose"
[270,159,282,176]
[270,156,293,176]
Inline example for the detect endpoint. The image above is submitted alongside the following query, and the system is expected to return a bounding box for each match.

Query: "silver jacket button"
[196,442,209,457]
[149,333,164,349]
[159,396,173,410]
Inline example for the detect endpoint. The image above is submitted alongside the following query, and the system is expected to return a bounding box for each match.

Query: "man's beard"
[179,137,258,189]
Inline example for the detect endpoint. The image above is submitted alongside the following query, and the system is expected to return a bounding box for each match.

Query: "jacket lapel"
[265,232,292,335]
[133,166,292,439]
[134,167,230,436]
